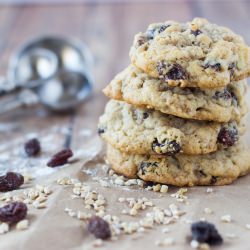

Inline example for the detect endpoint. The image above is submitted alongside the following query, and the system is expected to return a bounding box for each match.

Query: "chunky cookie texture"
[98,100,243,156]
[106,143,250,187]
[103,65,247,122]
[130,18,250,88]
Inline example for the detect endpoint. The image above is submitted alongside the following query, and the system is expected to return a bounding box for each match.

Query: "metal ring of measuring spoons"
[0,35,93,114]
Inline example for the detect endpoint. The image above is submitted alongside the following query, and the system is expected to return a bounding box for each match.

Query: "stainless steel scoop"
[0,36,93,114]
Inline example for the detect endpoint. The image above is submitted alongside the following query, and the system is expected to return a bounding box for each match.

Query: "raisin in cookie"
[98,100,243,155]
[106,143,250,186]
[130,18,250,89]
[103,65,247,122]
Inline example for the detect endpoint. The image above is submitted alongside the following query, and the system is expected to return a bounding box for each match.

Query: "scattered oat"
[169,203,186,217]
[118,197,125,203]
[246,224,250,230]
[114,178,125,186]
[155,237,175,246]
[92,239,103,247]
[16,219,29,230]
[0,223,9,234]
[190,240,210,250]
[99,180,110,188]
[171,188,188,202]
[160,185,168,193]
[221,214,232,223]
[162,227,170,233]
[204,208,213,214]
[206,188,213,193]
[226,233,237,239]
[33,201,47,209]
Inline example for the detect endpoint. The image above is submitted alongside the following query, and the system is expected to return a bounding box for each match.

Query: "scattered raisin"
[204,63,222,71]
[191,221,223,245]
[87,216,111,240]
[157,62,188,82]
[191,29,202,36]
[217,125,238,147]
[0,172,24,192]
[0,202,27,224]
[97,128,105,135]
[24,138,41,156]
[47,149,73,167]
[143,112,149,119]
[152,139,181,155]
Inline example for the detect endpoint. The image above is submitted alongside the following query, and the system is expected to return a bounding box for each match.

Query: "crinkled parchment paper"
[0,112,250,250]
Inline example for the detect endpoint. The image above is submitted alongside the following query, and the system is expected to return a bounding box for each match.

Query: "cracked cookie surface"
[106,143,250,186]
[98,100,243,155]
[104,65,248,122]
[130,18,250,89]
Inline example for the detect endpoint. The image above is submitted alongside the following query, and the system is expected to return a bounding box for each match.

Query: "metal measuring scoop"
[0,36,93,114]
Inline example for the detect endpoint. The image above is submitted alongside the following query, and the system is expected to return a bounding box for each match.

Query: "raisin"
[230,91,238,104]
[228,62,236,77]
[139,162,158,175]
[158,25,168,33]
[157,62,188,82]
[146,29,155,39]
[210,176,217,185]
[191,221,223,245]
[214,89,232,100]
[97,128,105,135]
[136,35,148,47]
[146,24,170,40]
[47,149,73,167]
[204,63,222,71]
[132,110,149,124]
[191,29,202,36]
[152,139,181,155]
[0,202,27,224]
[217,126,238,147]
[24,138,41,156]
[87,216,111,240]
[0,172,24,192]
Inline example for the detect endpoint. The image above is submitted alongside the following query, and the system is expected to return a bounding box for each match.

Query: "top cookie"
[130,18,250,89]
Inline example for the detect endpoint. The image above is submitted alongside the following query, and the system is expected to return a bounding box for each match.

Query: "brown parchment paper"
[1,108,250,250]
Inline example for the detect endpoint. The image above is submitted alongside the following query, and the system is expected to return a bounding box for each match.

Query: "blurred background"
[0,0,249,160]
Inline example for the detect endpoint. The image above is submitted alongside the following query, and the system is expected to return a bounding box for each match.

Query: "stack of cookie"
[98,18,250,186]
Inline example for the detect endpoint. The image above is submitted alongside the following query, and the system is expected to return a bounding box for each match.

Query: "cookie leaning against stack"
[98,18,250,186]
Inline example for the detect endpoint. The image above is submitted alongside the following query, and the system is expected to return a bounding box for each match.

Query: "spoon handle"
[0,76,17,95]
[0,89,39,115]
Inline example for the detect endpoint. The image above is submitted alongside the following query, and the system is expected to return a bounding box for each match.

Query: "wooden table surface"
[0,0,250,150]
